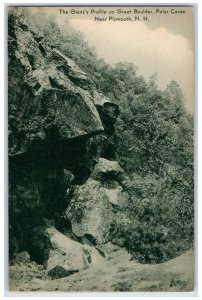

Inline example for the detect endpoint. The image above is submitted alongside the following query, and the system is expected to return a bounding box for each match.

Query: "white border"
[1,1,200,299]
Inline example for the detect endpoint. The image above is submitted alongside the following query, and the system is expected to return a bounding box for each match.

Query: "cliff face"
[8,9,103,155]
[8,8,120,261]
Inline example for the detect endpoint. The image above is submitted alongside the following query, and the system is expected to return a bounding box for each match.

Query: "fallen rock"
[66,158,130,244]
[10,251,31,266]
[9,251,49,291]
[45,226,105,272]
[91,158,124,182]
[66,179,112,244]
[104,185,129,209]
[48,266,78,279]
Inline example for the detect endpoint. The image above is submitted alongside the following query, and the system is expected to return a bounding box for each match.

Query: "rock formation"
[66,158,130,244]
[8,8,194,293]
[45,227,105,272]
[8,7,120,267]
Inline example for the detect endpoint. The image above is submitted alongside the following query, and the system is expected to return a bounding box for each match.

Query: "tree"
[23,9,194,263]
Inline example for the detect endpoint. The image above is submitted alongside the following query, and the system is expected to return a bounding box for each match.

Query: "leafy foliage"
[25,9,194,263]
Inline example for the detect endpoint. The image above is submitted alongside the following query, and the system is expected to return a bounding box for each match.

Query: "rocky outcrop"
[91,158,124,182]
[8,8,194,293]
[8,8,103,157]
[93,91,120,135]
[8,8,120,262]
[104,186,129,208]
[92,91,120,160]
[45,227,105,272]
[10,224,105,277]
[66,179,112,244]
[66,158,130,244]
[9,251,49,289]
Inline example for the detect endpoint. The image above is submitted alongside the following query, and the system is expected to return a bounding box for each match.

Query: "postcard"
[8,5,194,292]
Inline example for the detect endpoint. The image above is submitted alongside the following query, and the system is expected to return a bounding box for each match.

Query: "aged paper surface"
[8,6,194,292]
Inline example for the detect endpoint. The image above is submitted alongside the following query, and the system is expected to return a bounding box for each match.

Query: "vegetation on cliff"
[13,8,194,264]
